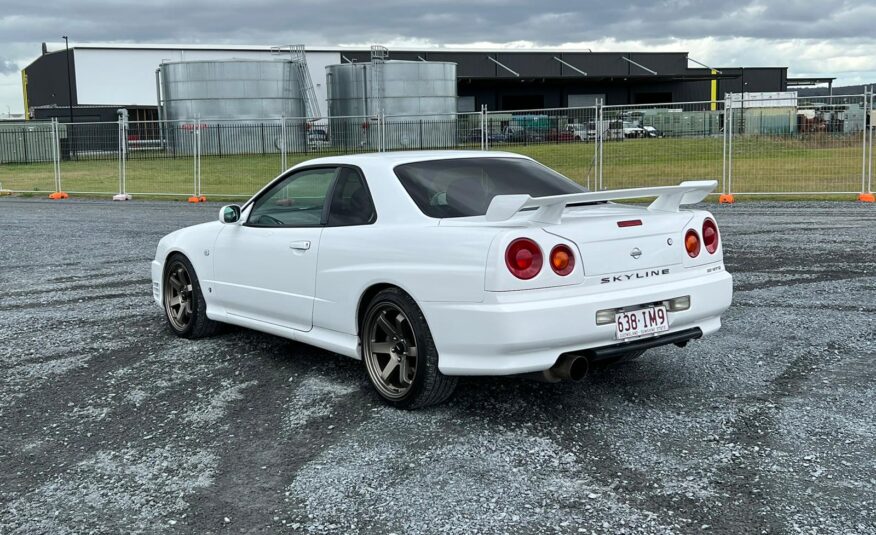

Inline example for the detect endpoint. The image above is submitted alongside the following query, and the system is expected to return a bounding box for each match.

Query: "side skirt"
[209,311,361,360]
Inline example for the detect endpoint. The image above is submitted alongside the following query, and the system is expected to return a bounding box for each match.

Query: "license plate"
[615,306,669,340]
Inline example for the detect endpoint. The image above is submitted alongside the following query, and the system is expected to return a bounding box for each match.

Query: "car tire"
[163,254,220,339]
[361,288,457,409]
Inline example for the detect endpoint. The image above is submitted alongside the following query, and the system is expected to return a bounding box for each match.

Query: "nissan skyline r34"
[152,151,732,408]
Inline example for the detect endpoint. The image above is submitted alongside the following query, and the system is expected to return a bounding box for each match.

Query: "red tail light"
[702,218,719,254]
[617,219,642,227]
[549,244,575,276]
[505,238,543,279]
[685,229,701,258]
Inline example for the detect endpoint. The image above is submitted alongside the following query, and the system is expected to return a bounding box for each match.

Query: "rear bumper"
[422,267,732,376]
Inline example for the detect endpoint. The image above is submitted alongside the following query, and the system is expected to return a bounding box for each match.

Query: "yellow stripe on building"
[21,71,29,120]
[710,69,717,111]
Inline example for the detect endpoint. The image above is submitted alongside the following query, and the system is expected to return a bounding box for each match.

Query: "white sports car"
[152,151,732,408]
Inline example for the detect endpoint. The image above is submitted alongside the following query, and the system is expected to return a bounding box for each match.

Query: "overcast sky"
[1,0,874,114]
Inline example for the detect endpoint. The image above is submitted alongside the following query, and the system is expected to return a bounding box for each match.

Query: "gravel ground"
[0,198,874,535]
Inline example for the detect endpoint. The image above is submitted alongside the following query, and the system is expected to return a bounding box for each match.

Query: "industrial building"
[22,41,800,123]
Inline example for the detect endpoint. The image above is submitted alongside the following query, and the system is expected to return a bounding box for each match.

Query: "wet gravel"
[0,198,874,534]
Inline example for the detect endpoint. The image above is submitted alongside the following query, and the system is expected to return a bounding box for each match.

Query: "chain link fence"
[0,120,58,193]
[599,100,725,191]
[485,106,599,191]
[726,93,867,195]
[1,91,873,201]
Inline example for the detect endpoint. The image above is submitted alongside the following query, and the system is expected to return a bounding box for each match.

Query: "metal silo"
[326,60,457,150]
[159,59,307,155]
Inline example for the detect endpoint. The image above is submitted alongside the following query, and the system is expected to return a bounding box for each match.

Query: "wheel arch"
[356,282,417,335]
[163,248,188,265]
[162,248,197,278]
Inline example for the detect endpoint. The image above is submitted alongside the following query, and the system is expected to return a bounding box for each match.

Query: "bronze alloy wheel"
[363,304,420,400]
[164,260,194,332]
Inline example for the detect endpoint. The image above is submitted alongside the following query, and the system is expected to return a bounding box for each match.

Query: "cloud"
[1,0,874,113]
[0,59,19,75]
[1,0,873,45]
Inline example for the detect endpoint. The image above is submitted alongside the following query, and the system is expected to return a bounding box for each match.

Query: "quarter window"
[327,168,376,226]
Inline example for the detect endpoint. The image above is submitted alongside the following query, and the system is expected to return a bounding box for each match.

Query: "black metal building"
[337,50,788,111]
[22,44,790,121]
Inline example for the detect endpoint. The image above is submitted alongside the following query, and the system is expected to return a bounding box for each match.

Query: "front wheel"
[163,254,219,339]
[361,288,457,409]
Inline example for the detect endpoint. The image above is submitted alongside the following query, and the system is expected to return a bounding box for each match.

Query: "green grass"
[0,135,866,199]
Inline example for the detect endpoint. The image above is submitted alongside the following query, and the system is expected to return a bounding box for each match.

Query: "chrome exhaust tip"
[527,354,590,382]
[554,353,589,381]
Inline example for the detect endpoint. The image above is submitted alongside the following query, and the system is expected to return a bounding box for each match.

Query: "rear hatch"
[543,204,692,276]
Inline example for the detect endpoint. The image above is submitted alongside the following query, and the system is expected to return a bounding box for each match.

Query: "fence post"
[197,117,204,201]
[870,89,874,197]
[479,104,487,150]
[859,86,870,200]
[592,104,598,191]
[720,96,727,199]
[382,112,387,152]
[113,117,131,200]
[863,88,875,202]
[596,99,603,190]
[188,118,204,203]
[719,94,735,204]
[48,118,68,199]
[280,116,287,172]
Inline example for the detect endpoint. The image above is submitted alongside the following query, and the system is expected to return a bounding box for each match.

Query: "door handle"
[289,240,311,251]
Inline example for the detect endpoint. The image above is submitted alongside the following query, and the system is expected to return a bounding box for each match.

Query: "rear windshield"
[394,157,586,218]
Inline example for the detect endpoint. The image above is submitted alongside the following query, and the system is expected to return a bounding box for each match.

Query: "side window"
[248,168,337,227]
[327,168,376,226]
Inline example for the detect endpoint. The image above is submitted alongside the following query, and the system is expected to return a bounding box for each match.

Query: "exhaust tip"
[547,353,589,382]
[567,356,589,381]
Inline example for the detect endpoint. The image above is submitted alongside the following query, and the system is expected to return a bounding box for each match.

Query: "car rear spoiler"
[485,180,718,225]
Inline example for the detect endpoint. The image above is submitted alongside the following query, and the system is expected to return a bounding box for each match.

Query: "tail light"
[549,245,575,276]
[685,229,701,258]
[702,218,719,254]
[505,238,542,279]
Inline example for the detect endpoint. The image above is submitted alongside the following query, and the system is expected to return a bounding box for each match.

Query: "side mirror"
[220,204,241,224]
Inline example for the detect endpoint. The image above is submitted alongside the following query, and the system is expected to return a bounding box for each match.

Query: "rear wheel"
[361,288,457,409]
[163,254,219,339]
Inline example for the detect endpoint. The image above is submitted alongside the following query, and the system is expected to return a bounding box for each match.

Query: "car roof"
[291,150,532,169]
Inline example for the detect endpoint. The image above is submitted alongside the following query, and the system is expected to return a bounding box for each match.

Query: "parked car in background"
[152,151,732,409]
[566,123,595,141]
[643,126,664,138]
[546,128,576,142]
[462,128,507,144]
[622,121,646,138]
[503,125,545,143]
[603,120,627,141]
[307,128,330,149]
